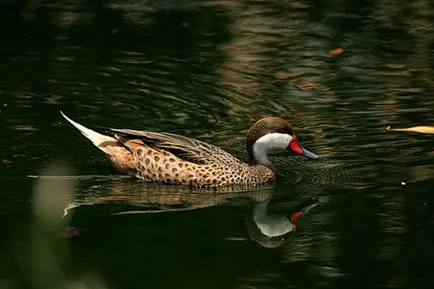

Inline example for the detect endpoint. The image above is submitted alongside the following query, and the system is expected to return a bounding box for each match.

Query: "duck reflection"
[57,175,318,247]
[61,175,275,215]
[246,195,319,248]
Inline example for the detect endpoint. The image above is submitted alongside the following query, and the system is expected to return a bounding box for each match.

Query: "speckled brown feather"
[109,130,275,187]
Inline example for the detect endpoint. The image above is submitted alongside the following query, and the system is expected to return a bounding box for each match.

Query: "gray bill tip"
[302,147,318,159]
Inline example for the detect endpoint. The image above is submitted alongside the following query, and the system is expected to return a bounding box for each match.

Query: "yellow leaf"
[386,126,434,134]
[329,48,344,55]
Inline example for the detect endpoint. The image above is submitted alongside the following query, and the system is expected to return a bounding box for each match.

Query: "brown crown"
[246,117,294,162]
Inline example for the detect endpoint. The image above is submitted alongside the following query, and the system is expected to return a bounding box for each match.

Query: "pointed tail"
[60,111,135,173]
[60,111,116,152]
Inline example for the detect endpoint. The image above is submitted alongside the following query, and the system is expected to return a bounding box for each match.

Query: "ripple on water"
[275,156,371,191]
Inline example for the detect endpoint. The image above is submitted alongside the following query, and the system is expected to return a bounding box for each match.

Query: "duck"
[60,111,317,187]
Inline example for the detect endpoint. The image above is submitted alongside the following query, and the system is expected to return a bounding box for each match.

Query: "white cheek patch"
[252,133,293,165]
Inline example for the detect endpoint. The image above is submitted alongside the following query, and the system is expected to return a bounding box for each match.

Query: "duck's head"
[246,117,317,166]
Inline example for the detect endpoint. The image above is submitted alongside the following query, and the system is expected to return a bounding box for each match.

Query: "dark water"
[1,0,434,288]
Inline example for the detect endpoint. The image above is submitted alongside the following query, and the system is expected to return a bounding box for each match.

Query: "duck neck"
[250,139,274,167]
[251,147,272,167]
[248,133,292,167]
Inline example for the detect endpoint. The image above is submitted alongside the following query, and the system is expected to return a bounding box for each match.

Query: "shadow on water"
[1,0,434,288]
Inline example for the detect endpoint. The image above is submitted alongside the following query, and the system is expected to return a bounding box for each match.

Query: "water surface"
[1,1,434,289]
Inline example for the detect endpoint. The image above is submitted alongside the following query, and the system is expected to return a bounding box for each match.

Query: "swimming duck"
[61,111,317,187]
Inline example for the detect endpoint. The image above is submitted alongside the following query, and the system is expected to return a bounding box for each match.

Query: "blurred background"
[1,0,434,288]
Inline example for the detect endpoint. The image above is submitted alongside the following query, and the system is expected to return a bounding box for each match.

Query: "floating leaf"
[386,126,434,134]
[329,48,344,55]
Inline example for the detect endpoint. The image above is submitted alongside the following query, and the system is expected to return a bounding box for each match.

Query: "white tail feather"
[60,111,115,149]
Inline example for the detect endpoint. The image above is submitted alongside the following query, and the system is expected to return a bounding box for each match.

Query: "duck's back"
[115,132,275,186]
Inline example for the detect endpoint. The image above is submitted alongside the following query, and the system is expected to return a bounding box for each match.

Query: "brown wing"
[110,129,242,166]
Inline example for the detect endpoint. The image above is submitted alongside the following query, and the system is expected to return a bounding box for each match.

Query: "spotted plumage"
[61,112,317,187]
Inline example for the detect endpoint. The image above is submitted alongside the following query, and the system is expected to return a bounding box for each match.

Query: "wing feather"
[110,129,242,166]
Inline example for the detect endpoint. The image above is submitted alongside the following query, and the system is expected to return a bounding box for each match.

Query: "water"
[1,0,434,288]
